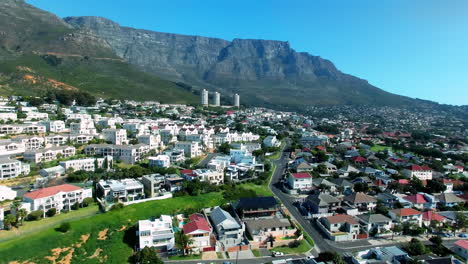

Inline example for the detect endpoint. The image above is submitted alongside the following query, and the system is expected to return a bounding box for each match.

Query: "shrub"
[288,240,301,248]
[46,208,57,217]
[71,202,80,210]
[57,222,71,233]
[110,203,125,211]
[27,210,43,221]
[82,197,94,207]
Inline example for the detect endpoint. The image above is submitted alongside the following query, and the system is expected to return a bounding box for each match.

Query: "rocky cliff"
[65,16,414,108]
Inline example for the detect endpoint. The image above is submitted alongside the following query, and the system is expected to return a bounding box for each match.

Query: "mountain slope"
[65,16,416,108]
[0,0,197,104]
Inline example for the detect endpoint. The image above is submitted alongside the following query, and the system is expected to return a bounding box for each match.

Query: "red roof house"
[23,184,82,200]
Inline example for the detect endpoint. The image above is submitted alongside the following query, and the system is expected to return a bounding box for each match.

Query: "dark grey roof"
[307,193,340,206]
[210,206,240,230]
[237,196,277,210]
[357,214,391,223]
[244,218,291,233]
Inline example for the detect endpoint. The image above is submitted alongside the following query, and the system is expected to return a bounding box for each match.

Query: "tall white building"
[102,128,128,145]
[214,92,220,106]
[234,93,240,107]
[138,215,175,251]
[0,157,30,180]
[201,89,209,106]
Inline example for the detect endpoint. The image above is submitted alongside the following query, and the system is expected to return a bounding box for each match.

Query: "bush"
[57,222,71,233]
[71,202,80,210]
[82,197,94,207]
[46,208,57,217]
[27,210,43,221]
[110,203,125,211]
[288,240,301,248]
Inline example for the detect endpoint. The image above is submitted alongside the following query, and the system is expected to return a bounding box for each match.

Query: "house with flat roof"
[318,214,360,241]
[96,179,144,203]
[137,215,174,252]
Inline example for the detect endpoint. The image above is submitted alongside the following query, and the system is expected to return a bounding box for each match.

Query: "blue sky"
[28,0,468,105]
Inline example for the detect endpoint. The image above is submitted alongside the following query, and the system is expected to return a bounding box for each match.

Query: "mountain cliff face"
[65,16,414,108]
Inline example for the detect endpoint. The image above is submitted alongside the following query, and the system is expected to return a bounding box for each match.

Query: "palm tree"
[17,209,27,226]
[175,231,194,256]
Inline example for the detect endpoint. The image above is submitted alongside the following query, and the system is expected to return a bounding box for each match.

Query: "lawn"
[271,240,310,254]
[237,164,276,197]
[251,249,261,257]
[0,192,224,264]
[0,205,100,243]
[168,254,201,260]
[370,145,391,152]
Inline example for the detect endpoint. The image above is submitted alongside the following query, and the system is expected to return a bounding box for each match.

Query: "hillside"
[0,0,197,104]
[65,16,418,108]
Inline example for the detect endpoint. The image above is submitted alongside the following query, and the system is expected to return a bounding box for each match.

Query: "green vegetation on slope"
[0,53,198,103]
[0,192,223,264]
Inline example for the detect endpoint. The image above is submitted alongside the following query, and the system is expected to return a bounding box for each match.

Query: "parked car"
[458,233,468,238]
[272,251,284,257]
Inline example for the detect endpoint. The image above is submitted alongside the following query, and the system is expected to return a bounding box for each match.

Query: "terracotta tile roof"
[391,208,421,217]
[422,211,445,222]
[291,173,312,179]
[23,184,82,200]
[325,214,359,225]
[454,239,468,250]
[407,165,432,171]
[403,194,428,204]
[183,213,211,234]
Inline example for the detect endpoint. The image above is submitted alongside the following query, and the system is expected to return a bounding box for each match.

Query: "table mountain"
[65,16,416,108]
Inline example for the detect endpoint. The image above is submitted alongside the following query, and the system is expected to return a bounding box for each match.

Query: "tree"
[429,235,442,246]
[317,251,345,264]
[404,238,427,256]
[27,210,44,221]
[3,214,16,230]
[354,182,369,193]
[217,142,231,154]
[82,197,94,207]
[266,234,276,247]
[391,224,402,240]
[17,208,27,226]
[133,247,163,264]
[454,212,467,234]
[174,231,194,256]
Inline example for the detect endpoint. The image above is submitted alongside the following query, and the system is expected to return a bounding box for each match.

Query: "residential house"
[303,193,340,215]
[422,211,446,227]
[318,214,360,241]
[137,215,175,252]
[403,165,433,181]
[22,184,92,213]
[175,141,201,158]
[236,196,278,219]
[39,120,66,133]
[0,140,26,155]
[402,193,436,210]
[388,208,423,227]
[209,206,245,249]
[343,192,377,211]
[357,214,392,237]
[96,179,145,203]
[141,174,168,197]
[377,192,400,208]
[453,240,468,260]
[182,213,212,253]
[436,193,465,207]
[164,176,185,193]
[352,246,410,264]
[102,128,128,145]
[0,186,16,201]
[59,157,113,172]
[12,136,44,150]
[39,166,65,178]
[263,136,280,147]
[286,172,313,194]
[192,169,224,185]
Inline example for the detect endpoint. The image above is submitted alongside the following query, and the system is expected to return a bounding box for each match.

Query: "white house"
[454,240,468,260]
[138,134,162,150]
[263,136,280,147]
[138,215,175,251]
[96,179,145,203]
[388,208,423,227]
[12,136,44,150]
[0,140,26,155]
[26,112,48,120]
[22,184,92,213]
[0,113,17,121]
[84,144,150,164]
[287,172,313,193]
[70,120,96,135]
[193,169,224,185]
[0,186,16,201]
[40,120,66,133]
[403,165,432,180]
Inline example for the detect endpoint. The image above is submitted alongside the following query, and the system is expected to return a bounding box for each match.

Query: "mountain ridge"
[64,16,417,108]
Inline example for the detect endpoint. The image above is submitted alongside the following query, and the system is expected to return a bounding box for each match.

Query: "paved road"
[164,254,307,264]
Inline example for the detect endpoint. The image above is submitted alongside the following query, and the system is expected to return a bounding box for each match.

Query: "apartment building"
[22,184,92,213]
[141,174,167,197]
[175,141,201,158]
[102,128,128,145]
[12,136,44,150]
[59,156,113,172]
[193,169,224,185]
[0,124,46,134]
[26,112,48,120]
[40,120,66,133]
[24,146,76,163]
[70,120,96,135]
[138,215,175,251]
[0,185,16,201]
[137,134,162,150]
[0,157,30,180]
[0,113,17,121]
[148,155,170,168]
[44,134,68,146]
[84,144,150,164]
[0,140,26,155]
